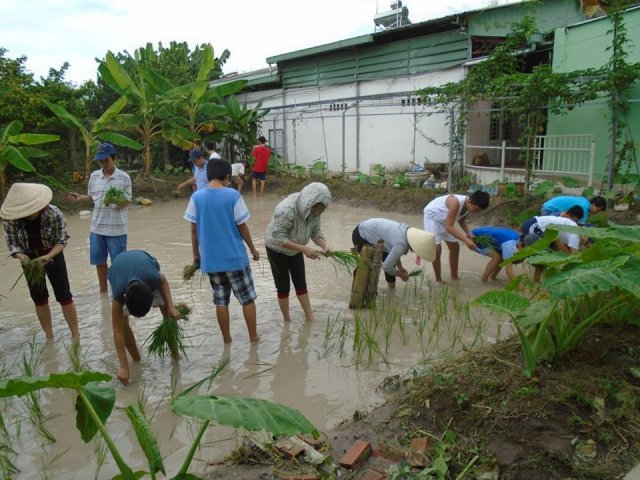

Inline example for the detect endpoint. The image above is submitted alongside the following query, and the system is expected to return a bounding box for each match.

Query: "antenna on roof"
[374,1,412,32]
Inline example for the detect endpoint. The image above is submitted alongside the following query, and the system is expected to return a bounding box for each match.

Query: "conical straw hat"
[407,227,436,262]
[0,183,53,220]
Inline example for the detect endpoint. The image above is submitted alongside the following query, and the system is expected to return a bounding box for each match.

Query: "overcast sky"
[1,0,521,84]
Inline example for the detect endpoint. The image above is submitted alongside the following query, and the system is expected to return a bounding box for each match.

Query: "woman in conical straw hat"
[1,183,79,340]
[352,218,435,289]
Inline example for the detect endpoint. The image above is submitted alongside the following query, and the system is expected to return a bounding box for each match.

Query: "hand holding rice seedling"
[145,303,191,361]
[21,258,49,288]
[182,260,201,282]
[408,268,423,277]
[103,186,128,207]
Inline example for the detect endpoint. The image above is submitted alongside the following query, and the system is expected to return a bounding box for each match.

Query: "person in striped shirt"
[69,143,131,293]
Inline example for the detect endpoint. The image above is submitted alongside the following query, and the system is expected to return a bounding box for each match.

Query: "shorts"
[25,252,73,306]
[423,216,457,245]
[252,171,266,181]
[122,289,164,316]
[90,233,127,265]
[208,266,257,307]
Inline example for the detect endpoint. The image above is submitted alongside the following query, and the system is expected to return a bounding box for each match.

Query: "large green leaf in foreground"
[0,372,111,398]
[472,290,531,318]
[172,395,319,438]
[76,381,116,442]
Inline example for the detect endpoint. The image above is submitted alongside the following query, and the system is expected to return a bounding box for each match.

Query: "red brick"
[372,445,405,463]
[274,437,306,460]
[360,468,387,480]
[279,475,319,480]
[339,439,372,469]
[410,437,429,454]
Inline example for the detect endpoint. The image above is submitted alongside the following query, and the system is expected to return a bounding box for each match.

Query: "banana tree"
[43,98,142,179]
[98,51,197,177]
[161,44,248,146]
[0,121,59,198]
[214,96,269,163]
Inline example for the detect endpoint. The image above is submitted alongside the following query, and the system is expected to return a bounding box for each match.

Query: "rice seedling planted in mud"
[145,303,191,361]
[103,186,127,206]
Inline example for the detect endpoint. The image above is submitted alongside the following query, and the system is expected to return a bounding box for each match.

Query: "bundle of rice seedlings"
[23,259,47,288]
[103,186,127,206]
[473,234,495,249]
[325,250,363,275]
[182,260,201,282]
[145,303,191,361]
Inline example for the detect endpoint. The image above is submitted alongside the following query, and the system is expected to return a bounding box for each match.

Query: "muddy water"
[0,195,515,479]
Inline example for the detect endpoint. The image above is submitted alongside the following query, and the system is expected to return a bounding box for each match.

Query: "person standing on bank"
[69,143,131,293]
[1,183,79,340]
[265,182,332,323]
[251,136,271,196]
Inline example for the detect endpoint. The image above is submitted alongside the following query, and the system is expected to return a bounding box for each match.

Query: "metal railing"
[467,134,595,186]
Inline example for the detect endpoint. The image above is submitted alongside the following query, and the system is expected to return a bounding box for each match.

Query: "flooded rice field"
[0,194,514,479]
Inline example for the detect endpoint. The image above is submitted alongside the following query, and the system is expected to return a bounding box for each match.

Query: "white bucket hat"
[407,227,436,262]
[0,183,53,220]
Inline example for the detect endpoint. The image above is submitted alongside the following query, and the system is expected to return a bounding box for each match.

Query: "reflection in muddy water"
[0,194,513,478]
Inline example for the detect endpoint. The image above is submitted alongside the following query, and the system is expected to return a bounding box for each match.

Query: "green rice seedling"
[20,339,55,443]
[65,338,86,372]
[145,303,191,361]
[407,268,423,278]
[10,259,48,292]
[38,446,71,480]
[181,260,201,282]
[0,441,19,479]
[103,186,127,206]
[92,436,108,480]
[322,314,340,351]
[473,233,495,249]
[337,317,350,357]
[325,250,362,275]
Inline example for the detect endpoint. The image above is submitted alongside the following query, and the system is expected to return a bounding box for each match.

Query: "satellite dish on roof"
[374,1,412,31]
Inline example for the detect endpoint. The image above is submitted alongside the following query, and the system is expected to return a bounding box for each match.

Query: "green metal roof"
[266,35,373,64]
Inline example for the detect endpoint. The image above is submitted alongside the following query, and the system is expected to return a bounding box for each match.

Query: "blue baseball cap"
[188,149,203,161]
[94,143,116,161]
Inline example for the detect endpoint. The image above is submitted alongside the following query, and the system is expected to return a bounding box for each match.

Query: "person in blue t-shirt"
[107,249,182,385]
[471,227,522,282]
[541,195,606,224]
[184,159,260,344]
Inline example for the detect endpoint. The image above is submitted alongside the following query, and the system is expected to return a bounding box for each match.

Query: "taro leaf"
[514,298,556,329]
[526,251,578,267]
[111,471,146,480]
[561,176,582,188]
[552,224,640,243]
[171,395,319,439]
[0,371,111,398]
[472,290,530,318]
[542,257,631,299]
[76,381,116,442]
[505,230,558,264]
[533,180,556,196]
[125,405,165,476]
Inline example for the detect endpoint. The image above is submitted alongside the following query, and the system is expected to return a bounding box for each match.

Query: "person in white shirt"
[205,142,221,160]
[520,205,584,281]
[231,160,247,193]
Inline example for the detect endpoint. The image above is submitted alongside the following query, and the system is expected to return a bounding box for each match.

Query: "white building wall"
[237,67,464,174]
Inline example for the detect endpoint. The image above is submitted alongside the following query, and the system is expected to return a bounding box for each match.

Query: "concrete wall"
[239,68,463,174]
